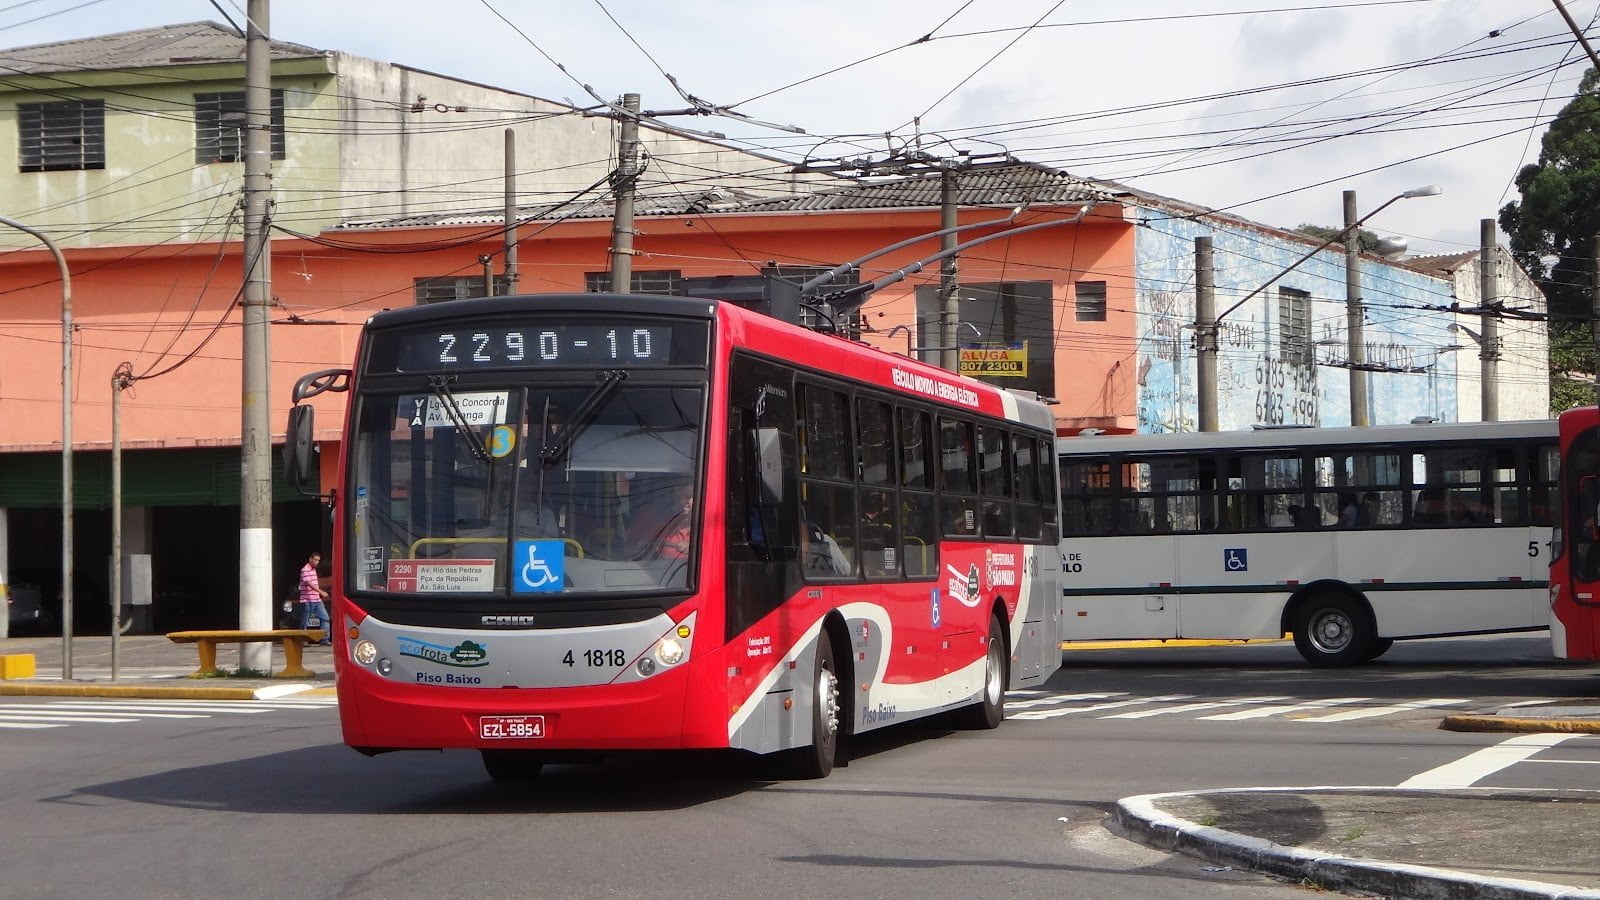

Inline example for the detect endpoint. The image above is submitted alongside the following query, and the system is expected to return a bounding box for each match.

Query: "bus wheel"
[1291,594,1374,667]
[783,638,841,779]
[481,750,544,782]
[1362,637,1396,662]
[955,614,1007,729]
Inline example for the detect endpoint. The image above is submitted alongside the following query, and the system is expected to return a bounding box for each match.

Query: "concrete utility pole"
[1344,190,1369,427]
[608,93,641,293]
[502,128,518,296]
[937,167,961,372]
[239,0,274,671]
[1479,218,1501,421]
[1195,236,1218,431]
[110,364,133,680]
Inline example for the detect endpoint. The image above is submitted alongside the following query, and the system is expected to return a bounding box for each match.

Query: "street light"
[1197,184,1441,430]
[0,215,72,679]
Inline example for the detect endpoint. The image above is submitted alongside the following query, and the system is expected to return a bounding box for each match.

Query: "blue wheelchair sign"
[1224,548,1248,572]
[514,540,565,593]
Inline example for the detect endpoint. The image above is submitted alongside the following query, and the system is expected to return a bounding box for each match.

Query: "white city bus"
[1057,420,1557,666]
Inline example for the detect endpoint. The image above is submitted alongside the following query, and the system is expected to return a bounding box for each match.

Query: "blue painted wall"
[1133,212,1459,433]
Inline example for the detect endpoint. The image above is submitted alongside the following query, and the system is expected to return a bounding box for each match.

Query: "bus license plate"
[479,715,546,740]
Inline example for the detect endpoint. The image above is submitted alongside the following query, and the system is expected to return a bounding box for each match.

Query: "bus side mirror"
[284,405,316,490]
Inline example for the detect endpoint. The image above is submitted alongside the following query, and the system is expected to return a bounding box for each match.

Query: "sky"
[3,0,1599,256]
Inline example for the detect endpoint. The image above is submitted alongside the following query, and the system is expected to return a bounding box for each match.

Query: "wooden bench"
[166,629,327,679]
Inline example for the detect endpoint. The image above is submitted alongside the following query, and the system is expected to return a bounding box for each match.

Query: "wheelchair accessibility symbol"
[514,540,565,593]
[1224,548,1248,572]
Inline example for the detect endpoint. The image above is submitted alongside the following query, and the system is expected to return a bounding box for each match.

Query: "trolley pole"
[238,0,275,671]
[608,93,640,293]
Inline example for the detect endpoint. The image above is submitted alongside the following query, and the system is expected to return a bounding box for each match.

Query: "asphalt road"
[0,633,1595,899]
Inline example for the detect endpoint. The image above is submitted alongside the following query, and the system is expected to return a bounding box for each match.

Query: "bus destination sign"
[374,319,707,373]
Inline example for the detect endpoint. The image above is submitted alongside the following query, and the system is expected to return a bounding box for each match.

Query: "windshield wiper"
[539,370,627,468]
[426,375,491,462]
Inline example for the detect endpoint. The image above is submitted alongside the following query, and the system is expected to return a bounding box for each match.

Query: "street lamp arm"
[1214,193,1408,325]
[0,213,73,680]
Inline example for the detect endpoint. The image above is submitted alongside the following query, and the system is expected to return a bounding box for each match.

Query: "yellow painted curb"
[1062,637,1291,651]
[1440,715,1600,734]
[0,683,262,700]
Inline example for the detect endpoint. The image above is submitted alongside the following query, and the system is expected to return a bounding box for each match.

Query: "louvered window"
[19,100,105,172]
[195,90,286,164]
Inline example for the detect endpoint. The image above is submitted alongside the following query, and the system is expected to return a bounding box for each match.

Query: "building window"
[414,275,508,304]
[1278,287,1312,365]
[584,270,683,295]
[1074,280,1107,321]
[19,100,105,172]
[195,90,286,164]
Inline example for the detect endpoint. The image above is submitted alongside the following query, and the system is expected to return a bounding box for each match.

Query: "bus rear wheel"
[780,637,841,779]
[1291,594,1374,668]
[481,749,544,782]
[954,614,1007,730]
[1362,637,1396,662]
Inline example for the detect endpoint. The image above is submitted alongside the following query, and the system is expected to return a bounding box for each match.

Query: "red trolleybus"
[1552,405,1600,659]
[285,293,1062,780]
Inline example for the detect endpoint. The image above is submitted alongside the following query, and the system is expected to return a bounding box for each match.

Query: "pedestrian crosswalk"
[0,696,338,730]
[1004,690,1489,724]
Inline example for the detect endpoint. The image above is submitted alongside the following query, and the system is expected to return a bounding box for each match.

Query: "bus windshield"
[348,380,704,598]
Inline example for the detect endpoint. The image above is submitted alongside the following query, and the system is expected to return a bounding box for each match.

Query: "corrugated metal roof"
[334,166,1121,232]
[0,21,324,74]
[336,188,756,231]
[1398,250,1479,274]
[735,163,1119,212]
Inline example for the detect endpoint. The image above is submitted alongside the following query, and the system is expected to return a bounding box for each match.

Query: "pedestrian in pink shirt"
[299,551,332,645]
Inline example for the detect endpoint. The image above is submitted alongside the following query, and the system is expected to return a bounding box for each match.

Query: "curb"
[0,682,321,700]
[1061,637,1291,651]
[1440,715,1600,735]
[1112,787,1600,900]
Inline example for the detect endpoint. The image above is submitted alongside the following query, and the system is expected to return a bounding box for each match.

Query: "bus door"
[1059,455,1180,640]
[1560,424,1600,657]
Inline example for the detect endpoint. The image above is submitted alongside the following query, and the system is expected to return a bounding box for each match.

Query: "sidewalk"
[0,633,335,699]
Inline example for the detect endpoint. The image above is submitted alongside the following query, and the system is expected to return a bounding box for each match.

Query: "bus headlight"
[656,638,685,666]
[377,657,393,676]
[636,656,656,677]
[354,639,378,666]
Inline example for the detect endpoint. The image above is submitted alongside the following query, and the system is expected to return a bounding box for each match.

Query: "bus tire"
[954,614,1007,730]
[1362,637,1396,662]
[1291,593,1374,667]
[782,636,842,779]
[481,750,544,782]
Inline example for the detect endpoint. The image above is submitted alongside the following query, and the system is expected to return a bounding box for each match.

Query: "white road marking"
[1294,698,1468,723]
[1010,695,1194,720]
[1100,696,1292,719]
[1200,697,1372,721]
[1401,733,1587,788]
[0,721,66,729]
[0,712,139,723]
[1008,692,1125,709]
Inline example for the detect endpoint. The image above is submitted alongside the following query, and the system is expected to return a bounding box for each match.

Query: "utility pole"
[502,128,518,296]
[239,0,274,671]
[1195,236,1218,431]
[937,167,960,372]
[608,93,641,293]
[1479,218,1500,421]
[1344,190,1369,426]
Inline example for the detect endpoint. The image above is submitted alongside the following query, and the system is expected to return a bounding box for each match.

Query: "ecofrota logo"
[398,637,490,668]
